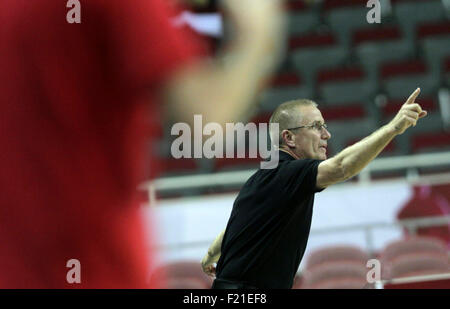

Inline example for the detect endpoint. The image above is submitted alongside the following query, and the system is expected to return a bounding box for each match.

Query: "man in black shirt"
[202,90,426,288]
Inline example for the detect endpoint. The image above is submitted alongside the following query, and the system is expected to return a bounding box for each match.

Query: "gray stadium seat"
[383,73,438,100]
[355,39,412,80]
[288,11,321,36]
[326,117,378,154]
[325,7,376,48]
[258,85,313,112]
[394,0,446,48]
[422,35,450,81]
[291,46,348,88]
[319,79,377,106]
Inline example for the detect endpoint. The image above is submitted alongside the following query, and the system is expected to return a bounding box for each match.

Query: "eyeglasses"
[287,122,328,132]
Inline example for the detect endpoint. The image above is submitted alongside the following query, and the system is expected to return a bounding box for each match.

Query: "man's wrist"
[384,123,400,137]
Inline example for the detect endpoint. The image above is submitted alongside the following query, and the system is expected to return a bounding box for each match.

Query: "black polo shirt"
[215,151,324,288]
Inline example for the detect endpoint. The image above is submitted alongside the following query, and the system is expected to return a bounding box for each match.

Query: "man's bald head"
[269,99,318,147]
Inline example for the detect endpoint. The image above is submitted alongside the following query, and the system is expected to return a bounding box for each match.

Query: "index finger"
[406,87,421,104]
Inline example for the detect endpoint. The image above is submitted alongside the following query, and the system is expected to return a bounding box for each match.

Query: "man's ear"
[281,130,295,147]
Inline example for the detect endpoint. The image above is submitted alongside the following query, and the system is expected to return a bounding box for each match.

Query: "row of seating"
[155,0,450,176]
[298,236,450,288]
[149,236,450,289]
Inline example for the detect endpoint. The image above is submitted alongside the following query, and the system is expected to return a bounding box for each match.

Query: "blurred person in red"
[0,0,285,288]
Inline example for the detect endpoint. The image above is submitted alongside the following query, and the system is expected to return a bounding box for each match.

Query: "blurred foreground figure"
[0,0,285,288]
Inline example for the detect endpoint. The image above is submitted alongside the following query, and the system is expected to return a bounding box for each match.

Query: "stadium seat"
[320,104,366,122]
[291,45,348,88]
[411,130,450,154]
[379,237,450,280]
[417,21,450,40]
[326,118,378,155]
[286,0,307,12]
[325,7,376,48]
[393,0,446,49]
[307,277,369,289]
[305,245,370,269]
[301,261,368,289]
[421,35,450,81]
[380,59,427,79]
[382,73,437,100]
[258,86,314,112]
[446,57,450,86]
[322,0,366,11]
[152,261,213,289]
[353,26,403,46]
[379,236,448,264]
[288,11,321,36]
[289,32,336,51]
[318,79,376,106]
[317,66,365,84]
[385,252,450,279]
[355,38,412,80]
[269,71,301,88]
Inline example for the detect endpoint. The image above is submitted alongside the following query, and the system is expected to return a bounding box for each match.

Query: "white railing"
[155,215,450,256]
[141,151,450,198]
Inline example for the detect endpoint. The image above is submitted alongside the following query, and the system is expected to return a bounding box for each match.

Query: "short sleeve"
[101,0,207,92]
[279,159,324,196]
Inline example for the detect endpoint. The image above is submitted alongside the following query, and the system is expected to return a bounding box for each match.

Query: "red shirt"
[0,0,204,288]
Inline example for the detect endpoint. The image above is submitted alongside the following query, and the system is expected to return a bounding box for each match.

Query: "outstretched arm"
[201,229,225,277]
[317,88,427,188]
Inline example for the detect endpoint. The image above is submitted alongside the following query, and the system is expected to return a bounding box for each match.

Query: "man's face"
[287,105,331,160]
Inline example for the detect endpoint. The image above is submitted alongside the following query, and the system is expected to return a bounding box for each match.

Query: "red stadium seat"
[289,32,336,51]
[305,245,369,269]
[380,60,428,79]
[379,236,449,279]
[152,261,213,289]
[380,237,447,263]
[320,104,366,121]
[417,21,450,40]
[317,66,365,84]
[385,252,450,279]
[411,131,450,153]
[308,277,369,289]
[323,0,366,11]
[270,71,302,87]
[302,261,368,289]
[353,26,402,46]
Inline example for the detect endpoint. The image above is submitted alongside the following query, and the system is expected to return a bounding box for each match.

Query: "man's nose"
[322,128,331,140]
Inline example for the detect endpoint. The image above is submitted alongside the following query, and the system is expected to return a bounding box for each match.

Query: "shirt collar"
[278,149,296,162]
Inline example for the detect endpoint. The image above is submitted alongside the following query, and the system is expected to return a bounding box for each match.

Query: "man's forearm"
[207,229,225,258]
[333,124,398,180]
